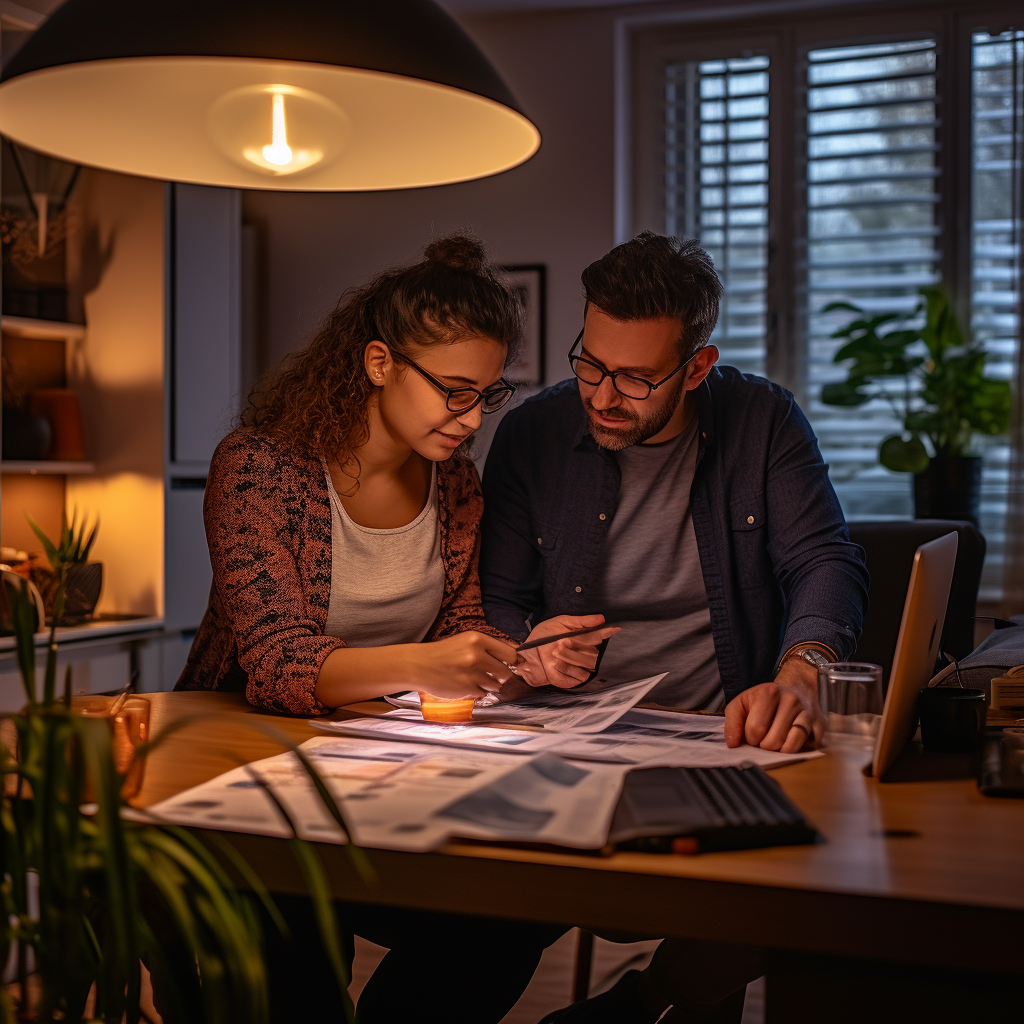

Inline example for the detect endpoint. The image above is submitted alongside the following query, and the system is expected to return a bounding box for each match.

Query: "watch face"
[800,649,829,669]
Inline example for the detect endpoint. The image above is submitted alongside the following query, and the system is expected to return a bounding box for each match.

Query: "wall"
[242,5,619,386]
[65,169,165,617]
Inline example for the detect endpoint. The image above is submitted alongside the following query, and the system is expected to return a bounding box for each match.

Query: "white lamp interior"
[0,57,541,190]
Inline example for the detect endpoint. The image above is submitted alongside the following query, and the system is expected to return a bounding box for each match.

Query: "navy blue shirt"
[480,367,869,703]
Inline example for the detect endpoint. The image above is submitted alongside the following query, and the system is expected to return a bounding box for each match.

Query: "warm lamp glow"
[213,84,336,177]
[263,93,292,166]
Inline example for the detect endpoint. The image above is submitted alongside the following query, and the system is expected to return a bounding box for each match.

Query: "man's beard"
[583,377,686,451]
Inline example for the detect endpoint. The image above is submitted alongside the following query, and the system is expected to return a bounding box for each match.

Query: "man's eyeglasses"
[391,350,516,414]
[567,328,695,400]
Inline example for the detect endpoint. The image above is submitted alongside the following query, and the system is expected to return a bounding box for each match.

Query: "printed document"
[143,736,629,852]
[316,706,823,770]
[385,673,665,732]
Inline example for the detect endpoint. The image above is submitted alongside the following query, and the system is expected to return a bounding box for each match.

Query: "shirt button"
[537,537,543,545]
[747,516,755,524]
[575,586,582,593]
[599,513,607,521]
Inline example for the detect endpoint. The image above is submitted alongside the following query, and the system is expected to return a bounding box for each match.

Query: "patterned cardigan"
[176,428,513,716]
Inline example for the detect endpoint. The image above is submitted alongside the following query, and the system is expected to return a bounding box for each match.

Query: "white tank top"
[323,464,445,646]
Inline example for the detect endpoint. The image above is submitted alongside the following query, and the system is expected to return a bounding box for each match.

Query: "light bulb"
[209,83,348,177]
[262,93,293,166]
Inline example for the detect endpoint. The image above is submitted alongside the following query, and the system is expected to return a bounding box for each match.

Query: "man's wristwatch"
[781,644,835,673]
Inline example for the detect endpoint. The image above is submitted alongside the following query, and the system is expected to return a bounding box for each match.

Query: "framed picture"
[502,264,546,385]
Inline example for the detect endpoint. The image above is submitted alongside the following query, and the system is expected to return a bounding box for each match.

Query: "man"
[480,232,869,1022]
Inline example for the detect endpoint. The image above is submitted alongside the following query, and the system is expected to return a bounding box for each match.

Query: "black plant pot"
[31,561,103,624]
[913,455,982,526]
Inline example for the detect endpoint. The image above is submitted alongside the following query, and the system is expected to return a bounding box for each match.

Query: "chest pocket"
[730,492,769,589]
[533,527,560,554]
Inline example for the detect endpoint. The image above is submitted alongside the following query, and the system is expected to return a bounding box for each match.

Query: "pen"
[515,623,618,652]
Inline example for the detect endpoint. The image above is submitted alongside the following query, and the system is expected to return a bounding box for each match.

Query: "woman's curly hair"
[242,233,523,466]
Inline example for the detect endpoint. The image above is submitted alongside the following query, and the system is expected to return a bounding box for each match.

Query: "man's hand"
[723,657,825,752]
[516,614,620,689]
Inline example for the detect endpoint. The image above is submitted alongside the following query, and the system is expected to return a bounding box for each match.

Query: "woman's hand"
[403,631,520,699]
[515,614,620,689]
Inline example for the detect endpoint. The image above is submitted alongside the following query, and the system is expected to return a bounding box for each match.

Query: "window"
[630,6,1023,601]
[970,29,1023,596]
[664,56,770,376]
[805,40,940,521]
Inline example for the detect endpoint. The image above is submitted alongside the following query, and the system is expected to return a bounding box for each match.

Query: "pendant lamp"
[0,0,540,191]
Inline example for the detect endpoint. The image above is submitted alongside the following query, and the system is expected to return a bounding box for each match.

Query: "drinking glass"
[77,695,151,800]
[818,662,884,744]
[417,692,475,723]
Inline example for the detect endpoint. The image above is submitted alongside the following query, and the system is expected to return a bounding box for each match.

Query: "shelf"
[0,616,166,653]
[1,316,86,342]
[1,461,96,475]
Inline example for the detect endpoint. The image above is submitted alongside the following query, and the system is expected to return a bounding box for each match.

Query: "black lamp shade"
[0,0,540,190]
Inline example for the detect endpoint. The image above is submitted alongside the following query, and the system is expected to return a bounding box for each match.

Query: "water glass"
[818,662,884,743]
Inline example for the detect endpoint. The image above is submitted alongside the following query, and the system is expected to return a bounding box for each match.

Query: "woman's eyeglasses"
[567,328,695,400]
[391,350,516,414]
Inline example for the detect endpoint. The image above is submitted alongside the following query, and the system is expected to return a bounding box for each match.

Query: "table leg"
[573,929,594,1002]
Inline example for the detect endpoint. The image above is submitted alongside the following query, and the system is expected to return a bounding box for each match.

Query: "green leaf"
[12,581,37,705]
[879,329,920,348]
[833,336,885,364]
[821,380,871,406]
[821,301,864,314]
[879,434,930,474]
[80,518,100,563]
[25,513,60,572]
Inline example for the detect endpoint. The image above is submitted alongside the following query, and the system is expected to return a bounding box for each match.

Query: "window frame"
[624,1,1019,392]
[622,0,1022,601]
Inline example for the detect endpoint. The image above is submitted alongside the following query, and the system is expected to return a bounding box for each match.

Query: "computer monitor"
[871,531,959,781]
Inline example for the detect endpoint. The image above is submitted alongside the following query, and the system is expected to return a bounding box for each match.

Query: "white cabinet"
[163,183,241,650]
[170,184,241,466]
[164,480,212,631]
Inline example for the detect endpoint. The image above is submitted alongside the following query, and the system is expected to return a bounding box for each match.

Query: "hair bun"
[423,233,488,272]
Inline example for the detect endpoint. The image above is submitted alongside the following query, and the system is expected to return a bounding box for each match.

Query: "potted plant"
[1,524,362,1023]
[27,509,102,623]
[820,286,1011,525]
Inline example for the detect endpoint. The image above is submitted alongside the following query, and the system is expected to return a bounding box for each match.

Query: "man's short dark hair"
[581,232,722,358]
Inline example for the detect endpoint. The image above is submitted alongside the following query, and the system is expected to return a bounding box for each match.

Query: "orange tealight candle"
[418,692,475,723]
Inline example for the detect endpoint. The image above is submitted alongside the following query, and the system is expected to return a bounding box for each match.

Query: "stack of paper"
[146,675,822,853]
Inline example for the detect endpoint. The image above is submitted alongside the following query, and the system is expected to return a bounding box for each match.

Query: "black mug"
[918,686,987,753]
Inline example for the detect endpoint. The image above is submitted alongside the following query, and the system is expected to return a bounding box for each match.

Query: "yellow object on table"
[76,695,151,799]
[417,691,475,723]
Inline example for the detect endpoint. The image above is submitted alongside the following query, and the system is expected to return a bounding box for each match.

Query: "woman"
[176,234,615,1023]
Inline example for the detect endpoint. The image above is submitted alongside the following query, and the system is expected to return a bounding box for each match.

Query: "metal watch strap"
[792,647,831,671]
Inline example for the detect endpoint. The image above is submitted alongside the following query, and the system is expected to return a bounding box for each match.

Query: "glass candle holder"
[77,695,151,801]
[417,692,475,724]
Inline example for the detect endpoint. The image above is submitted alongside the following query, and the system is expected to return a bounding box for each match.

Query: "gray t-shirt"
[592,415,723,710]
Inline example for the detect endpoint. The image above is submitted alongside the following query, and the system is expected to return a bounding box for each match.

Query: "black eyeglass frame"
[390,349,517,415]
[567,327,697,400]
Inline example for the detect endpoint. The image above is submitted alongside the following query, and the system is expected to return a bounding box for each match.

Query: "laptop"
[872,531,959,781]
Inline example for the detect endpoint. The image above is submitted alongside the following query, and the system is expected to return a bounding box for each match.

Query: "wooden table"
[135,691,1024,1023]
